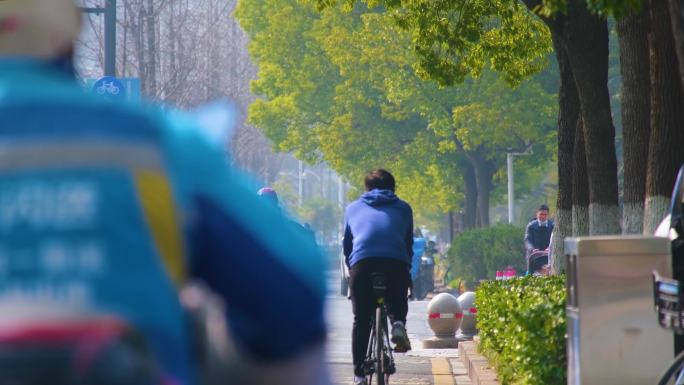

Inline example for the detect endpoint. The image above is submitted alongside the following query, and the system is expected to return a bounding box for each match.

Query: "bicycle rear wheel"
[659,350,684,385]
[375,306,386,385]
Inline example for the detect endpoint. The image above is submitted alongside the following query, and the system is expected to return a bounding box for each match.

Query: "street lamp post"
[507,149,532,224]
[507,153,515,224]
[302,170,321,199]
[338,175,345,210]
[337,175,347,245]
[80,0,116,76]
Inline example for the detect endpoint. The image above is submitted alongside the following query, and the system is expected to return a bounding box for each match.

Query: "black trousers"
[349,258,410,375]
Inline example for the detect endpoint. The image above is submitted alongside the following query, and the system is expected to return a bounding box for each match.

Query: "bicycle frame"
[653,164,684,385]
[657,350,684,385]
[364,273,396,385]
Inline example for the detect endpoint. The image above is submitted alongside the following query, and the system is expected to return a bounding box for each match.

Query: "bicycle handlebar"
[670,165,684,238]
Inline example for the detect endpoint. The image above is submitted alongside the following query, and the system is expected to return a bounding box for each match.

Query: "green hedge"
[476,275,566,385]
[447,224,526,284]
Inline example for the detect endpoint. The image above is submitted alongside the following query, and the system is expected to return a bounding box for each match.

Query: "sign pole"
[81,1,116,77]
[104,0,116,77]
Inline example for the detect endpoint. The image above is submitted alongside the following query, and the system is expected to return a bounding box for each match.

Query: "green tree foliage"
[236,0,556,222]
[321,0,626,238]
[237,0,340,161]
[534,0,642,18]
[322,0,553,87]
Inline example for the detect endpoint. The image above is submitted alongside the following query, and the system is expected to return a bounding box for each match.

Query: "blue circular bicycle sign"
[92,76,126,101]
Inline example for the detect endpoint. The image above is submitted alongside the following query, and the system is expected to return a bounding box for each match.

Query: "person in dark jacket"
[524,205,554,272]
[343,169,413,385]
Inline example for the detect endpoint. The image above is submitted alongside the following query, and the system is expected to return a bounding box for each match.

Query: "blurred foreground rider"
[0,1,328,384]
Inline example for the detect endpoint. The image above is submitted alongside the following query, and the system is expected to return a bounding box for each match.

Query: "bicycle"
[653,271,684,385]
[362,273,397,385]
[654,164,684,385]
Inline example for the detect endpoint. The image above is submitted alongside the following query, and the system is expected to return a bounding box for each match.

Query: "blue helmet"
[257,187,278,204]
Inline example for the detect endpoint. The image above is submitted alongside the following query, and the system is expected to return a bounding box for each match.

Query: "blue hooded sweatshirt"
[343,189,413,267]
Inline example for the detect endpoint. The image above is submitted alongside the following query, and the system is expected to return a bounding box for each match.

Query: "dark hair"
[364,169,395,191]
[538,204,549,212]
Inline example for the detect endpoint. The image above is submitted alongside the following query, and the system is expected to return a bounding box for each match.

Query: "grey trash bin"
[565,236,672,385]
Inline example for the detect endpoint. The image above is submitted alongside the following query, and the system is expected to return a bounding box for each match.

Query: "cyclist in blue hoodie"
[343,169,413,385]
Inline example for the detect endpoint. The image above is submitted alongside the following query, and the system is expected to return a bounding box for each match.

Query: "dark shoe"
[391,321,411,352]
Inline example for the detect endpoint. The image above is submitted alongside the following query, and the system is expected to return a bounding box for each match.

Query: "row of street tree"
[235,0,558,229]
[306,0,684,272]
[77,0,684,274]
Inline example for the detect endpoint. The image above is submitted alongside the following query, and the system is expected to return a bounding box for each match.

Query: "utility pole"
[507,153,515,224]
[81,0,117,76]
[338,175,346,245]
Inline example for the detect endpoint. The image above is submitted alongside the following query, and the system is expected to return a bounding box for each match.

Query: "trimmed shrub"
[476,275,566,385]
[448,224,526,283]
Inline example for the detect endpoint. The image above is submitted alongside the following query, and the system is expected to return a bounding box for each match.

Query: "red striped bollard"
[456,291,477,341]
[422,293,462,348]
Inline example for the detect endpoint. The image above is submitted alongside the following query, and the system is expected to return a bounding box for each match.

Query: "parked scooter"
[0,283,234,385]
[412,256,435,300]
[0,301,161,385]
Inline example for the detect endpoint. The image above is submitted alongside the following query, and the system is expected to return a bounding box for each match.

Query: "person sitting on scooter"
[424,240,437,264]
[410,229,426,283]
[524,205,554,273]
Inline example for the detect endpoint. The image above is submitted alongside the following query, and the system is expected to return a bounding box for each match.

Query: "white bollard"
[422,293,462,349]
[456,291,477,341]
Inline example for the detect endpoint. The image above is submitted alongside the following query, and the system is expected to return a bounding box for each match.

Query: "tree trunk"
[121,3,128,76]
[644,0,684,233]
[668,0,684,91]
[135,3,145,91]
[573,116,590,236]
[562,0,621,235]
[550,36,579,274]
[462,161,478,230]
[618,7,651,234]
[469,150,495,227]
[524,0,621,236]
[145,0,157,97]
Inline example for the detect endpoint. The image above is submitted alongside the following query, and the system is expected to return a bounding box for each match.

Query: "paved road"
[325,271,460,385]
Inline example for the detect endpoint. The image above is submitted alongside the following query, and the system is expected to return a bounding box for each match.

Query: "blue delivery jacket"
[410,237,426,279]
[0,60,326,384]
